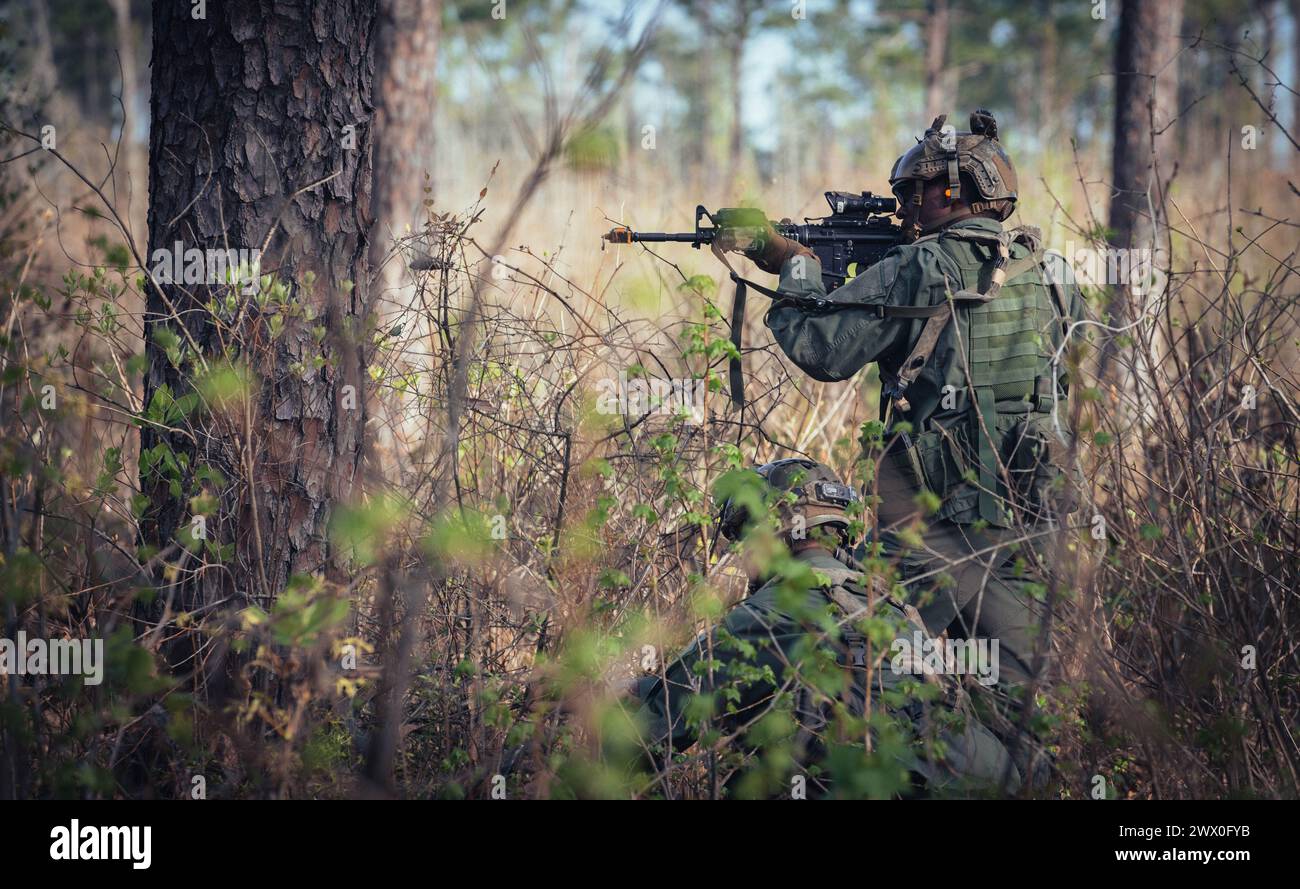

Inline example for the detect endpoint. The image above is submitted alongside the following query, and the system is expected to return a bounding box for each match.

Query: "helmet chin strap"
[946,153,962,204]
[898,184,925,243]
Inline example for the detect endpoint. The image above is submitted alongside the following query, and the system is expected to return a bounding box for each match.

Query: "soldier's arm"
[633,631,713,755]
[634,597,800,755]
[1043,249,1088,325]
[763,248,932,382]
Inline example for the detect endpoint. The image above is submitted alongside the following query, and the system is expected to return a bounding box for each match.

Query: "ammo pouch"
[889,421,977,521]
[1003,413,1077,519]
[890,409,1077,525]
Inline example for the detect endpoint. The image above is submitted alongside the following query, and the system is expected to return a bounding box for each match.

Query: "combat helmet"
[889,109,1018,239]
[718,458,859,543]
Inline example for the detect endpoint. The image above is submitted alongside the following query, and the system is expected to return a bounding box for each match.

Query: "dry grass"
[1,35,1298,797]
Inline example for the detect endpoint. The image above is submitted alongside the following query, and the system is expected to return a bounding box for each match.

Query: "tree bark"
[144,1,377,619]
[370,0,442,277]
[923,0,950,122]
[1103,0,1183,388]
[29,0,60,104]
[1109,0,1154,252]
[108,0,144,233]
[1108,0,1183,252]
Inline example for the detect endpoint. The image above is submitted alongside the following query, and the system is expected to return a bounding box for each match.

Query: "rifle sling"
[728,275,747,410]
[719,268,955,413]
[709,243,750,412]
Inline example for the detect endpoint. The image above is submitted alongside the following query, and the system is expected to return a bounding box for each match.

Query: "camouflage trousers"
[867,516,1061,790]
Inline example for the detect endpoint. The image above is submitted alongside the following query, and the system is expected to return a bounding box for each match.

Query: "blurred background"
[6,0,1297,298]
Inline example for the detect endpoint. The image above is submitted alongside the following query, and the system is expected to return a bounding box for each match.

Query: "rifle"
[602,191,902,409]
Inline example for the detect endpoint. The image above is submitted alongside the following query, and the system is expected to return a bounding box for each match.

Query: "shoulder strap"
[885,228,1051,411]
[824,583,869,622]
[816,568,931,677]
[814,565,915,617]
[1040,251,1074,340]
[815,566,868,594]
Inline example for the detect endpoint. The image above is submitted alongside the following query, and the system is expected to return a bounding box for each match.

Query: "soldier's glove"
[749,221,814,274]
[713,209,813,274]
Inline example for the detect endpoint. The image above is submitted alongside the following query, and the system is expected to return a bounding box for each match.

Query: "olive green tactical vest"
[895,224,1075,527]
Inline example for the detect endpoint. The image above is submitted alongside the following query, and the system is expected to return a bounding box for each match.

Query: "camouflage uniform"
[634,542,1023,798]
[761,120,1085,699]
[766,219,1083,676]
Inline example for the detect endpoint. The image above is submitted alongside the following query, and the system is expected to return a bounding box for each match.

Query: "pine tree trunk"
[108,0,144,232]
[1289,0,1300,164]
[1108,0,1182,252]
[724,17,747,195]
[143,1,377,619]
[923,0,950,122]
[370,0,442,275]
[1036,0,1058,141]
[1103,0,1183,389]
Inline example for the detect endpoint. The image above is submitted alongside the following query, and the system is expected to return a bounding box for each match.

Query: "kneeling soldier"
[628,458,1023,798]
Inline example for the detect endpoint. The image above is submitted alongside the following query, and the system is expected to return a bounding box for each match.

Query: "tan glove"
[748,218,814,274]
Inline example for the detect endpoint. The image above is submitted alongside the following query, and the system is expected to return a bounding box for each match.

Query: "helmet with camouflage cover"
[889,109,1018,239]
[717,458,859,543]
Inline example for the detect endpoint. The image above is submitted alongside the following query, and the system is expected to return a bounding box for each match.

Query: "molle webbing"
[895,226,1065,525]
[885,230,1049,411]
[969,289,1049,402]
[961,231,1066,524]
[976,387,1001,524]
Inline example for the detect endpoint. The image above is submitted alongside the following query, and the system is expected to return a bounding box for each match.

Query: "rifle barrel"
[603,227,710,245]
